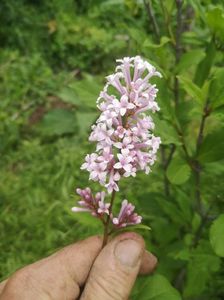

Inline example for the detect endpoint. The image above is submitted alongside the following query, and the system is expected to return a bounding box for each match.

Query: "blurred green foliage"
[0,0,224,299]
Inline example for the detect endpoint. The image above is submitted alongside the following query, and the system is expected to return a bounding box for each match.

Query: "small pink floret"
[112,199,142,228]
[72,188,111,219]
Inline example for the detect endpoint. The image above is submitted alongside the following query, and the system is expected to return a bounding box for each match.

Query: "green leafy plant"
[0,0,223,299]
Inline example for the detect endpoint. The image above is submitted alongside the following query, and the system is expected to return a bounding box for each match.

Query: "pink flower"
[72,188,110,217]
[116,58,132,86]
[112,199,142,228]
[114,126,126,139]
[105,170,119,194]
[114,136,134,150]
[89,162,107,183]
[81,153,98,171]
[114,149,133,173]
[106,73,126,94]
[97,109,117,127]
[111,95,135,116]
[89,123,114,144]
[96,192,110,215]
[81,56,161,193]
[72,56,163,232]
[105,181,119,194]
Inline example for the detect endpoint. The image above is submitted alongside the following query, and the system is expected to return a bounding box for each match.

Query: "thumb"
[80,232,144,300]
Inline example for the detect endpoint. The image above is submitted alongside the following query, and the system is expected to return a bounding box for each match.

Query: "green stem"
[102,189,116,247]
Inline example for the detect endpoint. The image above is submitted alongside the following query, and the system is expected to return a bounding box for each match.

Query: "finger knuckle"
[86,270,129,300]
[3,267,50,299]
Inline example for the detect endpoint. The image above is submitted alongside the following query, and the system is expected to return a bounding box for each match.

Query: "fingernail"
[115,239,142,267]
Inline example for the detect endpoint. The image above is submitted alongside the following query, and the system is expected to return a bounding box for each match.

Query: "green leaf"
[154,118,181,146]
[57,87,79,105]
[191,213,202,233]
[156,80,176,120]
[59,75,101,109]
[175,190,193,223]
[201,80,211,102]
[100,0,124,8]
[166,157,191,185]
[156,198,185,225]
[143,36,170,49]
[76,111,98,135]
[209,68,224,109]
[37,109,78,136]
[135,274,181,300]
[184,241,221,298]
[184,252,220,297]
[194,42,216,87]
[177,75,204,103]
[206,7,224,41]
[123,224,151,231]
[170,248,190,261]
[210,214,224,257]
[111,224,151,237]
[176,49,205,74]
[197,128,224,163]
[71,210,102,229]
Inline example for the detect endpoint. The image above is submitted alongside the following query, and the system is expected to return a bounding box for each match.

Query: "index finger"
[0,236,102,300]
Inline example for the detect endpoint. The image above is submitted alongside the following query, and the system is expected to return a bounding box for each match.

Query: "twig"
[161,146,170,196]
[102,190,116,247]
[196,100,210,153]
[174,103,211,289]
[143,0,160,42]
[175,0,183,62]
[194,99,210,214]
[173,122,191,162]
[161,0,184,193]
[192,203,212,247]
[174,268,186,291]
[161,144,176,196]
[174,0,183,106]
[166,144,176,167]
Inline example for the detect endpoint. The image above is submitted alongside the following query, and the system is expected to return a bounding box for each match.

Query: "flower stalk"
[102,190,116,247]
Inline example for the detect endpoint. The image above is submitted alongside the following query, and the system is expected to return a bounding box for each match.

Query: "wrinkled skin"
[0,232,157,300]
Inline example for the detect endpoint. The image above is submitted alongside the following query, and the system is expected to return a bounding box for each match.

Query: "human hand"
[0,232,157,300]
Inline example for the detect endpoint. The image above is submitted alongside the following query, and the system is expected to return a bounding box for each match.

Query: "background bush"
[0,0,224,299]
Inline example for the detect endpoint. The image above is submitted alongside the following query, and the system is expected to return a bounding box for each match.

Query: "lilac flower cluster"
[72,188,110,216]
[72,56,161,230]
[112,200,142,228]
[72,188,142,228]
[81,56,161,194]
